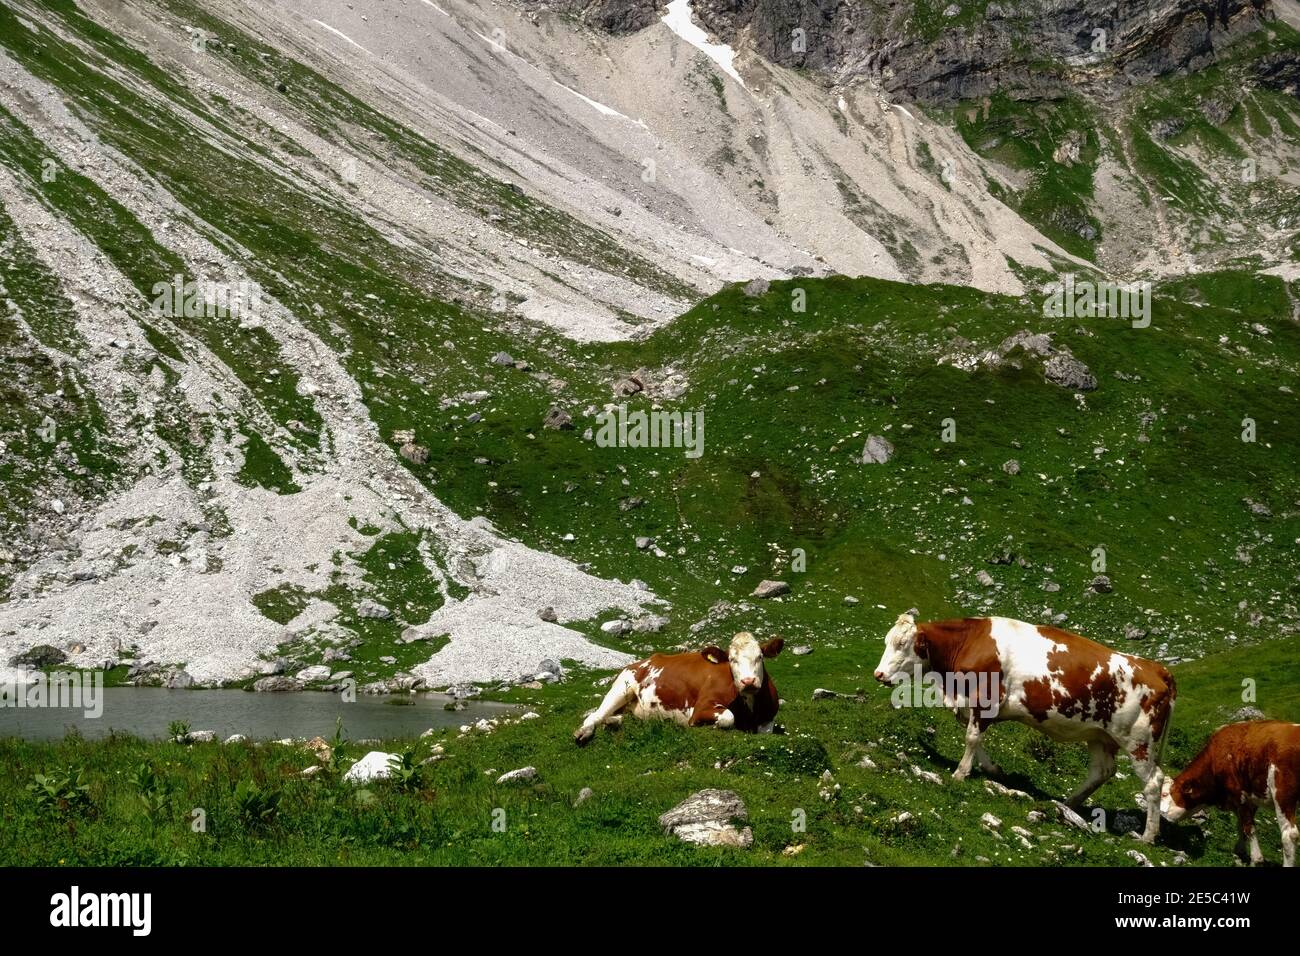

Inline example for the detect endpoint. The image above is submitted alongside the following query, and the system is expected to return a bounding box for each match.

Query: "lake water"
[0,687,514,741]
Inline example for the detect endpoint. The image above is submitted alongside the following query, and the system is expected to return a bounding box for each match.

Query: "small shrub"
[232,779,280,827]
[129,762,172,820]
[26,768,92,816]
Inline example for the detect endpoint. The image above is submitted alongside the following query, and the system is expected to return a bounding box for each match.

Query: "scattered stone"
[356,599,392,620]
[984,780,1030,800]
[843,595,859,606]
[1123,624,1147,641]
[1126,849,1154,867]
[223,734,247,745]
[975,570,995,587]
[1002,459,1020,475]
[751,579,790,599]
[911,765,944,785]
[295,665,332,682]
[791,645,813,656]
[659,789,753,847]
[862,434,894,464]
[1088,574,1113,593]
[635,536,653,550]
[305,736,333,763]
[575,787,594,806]
[490,351,514,366]
[742,278,770,297]
[496,766,539,785]
[543,405,573,430]
[1044,353,1098,391]
[1231,705,1266,721]
[812,688,838,700]
[399,442,429,465]
[980,812,1002,830]
[600,619,628,635]
[538,606,558,623]
[182,730,216,744]
[1054,801,1090,830]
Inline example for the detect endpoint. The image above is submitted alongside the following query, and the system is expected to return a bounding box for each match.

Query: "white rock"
[343,750,398,784]
[496,766,539,785]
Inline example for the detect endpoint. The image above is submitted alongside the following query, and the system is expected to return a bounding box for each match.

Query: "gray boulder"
[659,789,753,848]
[356,599,392,620]
[253,676,304,692]
[862,434,894,464]
[1044,353,1098,391]
[751,579,790,599]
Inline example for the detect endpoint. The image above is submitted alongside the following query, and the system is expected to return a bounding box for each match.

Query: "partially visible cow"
[1161,720,1300,867]
[573,632,784,745]
[873,612,1176,843]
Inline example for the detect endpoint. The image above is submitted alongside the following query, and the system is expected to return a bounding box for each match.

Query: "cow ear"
[761,637,784,658]
[913,628,929,656]
[700,646,727,664]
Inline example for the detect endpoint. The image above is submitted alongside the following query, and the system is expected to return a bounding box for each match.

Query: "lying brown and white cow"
[573,632,783,745]
[1161,720,1300,867]
[873,612,1176,843]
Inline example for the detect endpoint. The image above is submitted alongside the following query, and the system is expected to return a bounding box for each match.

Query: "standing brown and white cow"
[573,632,783,745]
[1161,720,1300,867]
[873,612,1177,843]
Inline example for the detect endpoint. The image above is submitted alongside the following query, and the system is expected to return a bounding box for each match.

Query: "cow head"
[1159,771,1205,822]
[874,612,924,685]
[727,632,783,696]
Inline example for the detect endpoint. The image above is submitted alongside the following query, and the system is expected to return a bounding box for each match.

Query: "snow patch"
[661,0,745,89]
[312,20,369,53]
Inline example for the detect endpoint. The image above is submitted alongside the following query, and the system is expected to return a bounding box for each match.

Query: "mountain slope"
[1,0,1298,694]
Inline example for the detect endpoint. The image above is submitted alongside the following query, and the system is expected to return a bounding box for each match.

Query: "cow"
[873,612,1176,843]
[573,632,784,745]
[1160,720,1300,867]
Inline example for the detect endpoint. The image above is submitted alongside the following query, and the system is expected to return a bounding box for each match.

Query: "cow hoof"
[573,727,594,747]
[951,769,970,782]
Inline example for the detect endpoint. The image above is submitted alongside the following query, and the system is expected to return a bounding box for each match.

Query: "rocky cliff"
[526,1,1276,103]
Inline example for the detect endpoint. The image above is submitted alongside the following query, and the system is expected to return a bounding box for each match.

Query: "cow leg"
[688,701,731,728]
[953,709,989,781]
[1126,741,1165,844]
[1270,765,1298,868]
[974,738,1000,775]
[1066,739,1117,811]
[574,669,638,745]
[1234,804,1262,865]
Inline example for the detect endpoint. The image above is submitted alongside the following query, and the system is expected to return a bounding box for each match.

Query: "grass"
[3,632,1297,866]
[1,0,1299,866]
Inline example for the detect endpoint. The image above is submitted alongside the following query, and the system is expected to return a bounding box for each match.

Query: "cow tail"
[1154,670,1176,766]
